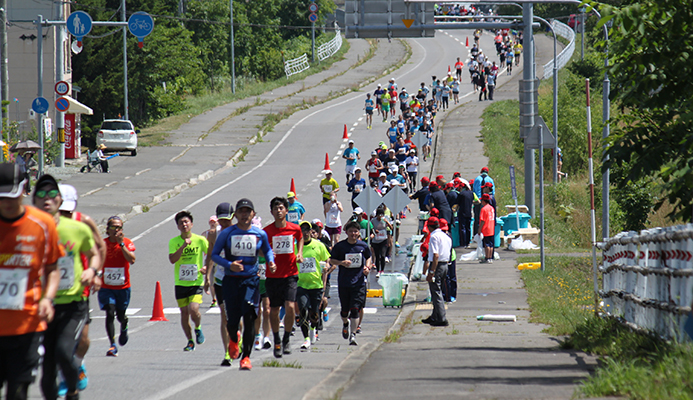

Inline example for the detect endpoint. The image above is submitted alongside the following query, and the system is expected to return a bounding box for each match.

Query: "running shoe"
[228,339,239,360]
[237,331,243,350]
[210,300,217,308]
[301,338,311,350]
[240,356,252,371]
[221,357,232,367]
[77,364,88,390]
[263,337,272,349]
[283,340,292,355]
[356,325,362,334]
[488,259,494,264]
[118,326,128,346]
[322,310,328,322]
[107,344,118,357]
[349,333,358,346]
[254,334,262,351]
[273,343,283,358]
[451,297,457,303]
[195,328,205,344]
[184,341,195,352]
[58,381,68,397]
[315,331,320,341]
[342,323,349,339]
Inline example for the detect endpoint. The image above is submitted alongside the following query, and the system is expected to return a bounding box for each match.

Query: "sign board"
[55,97,70,113]
[308,13,318,23]
[353,187,383,215]
[55,81,70,96]
[509,165,517,200]
[66,11,92,43]
[381,186,411,214]
[411,131,427,150]
[128,12,155,47]
[345,0,435,39]
[32,97,49,114]
[525,116,556,149]
[44,118,52,140]
[309,3,318,13]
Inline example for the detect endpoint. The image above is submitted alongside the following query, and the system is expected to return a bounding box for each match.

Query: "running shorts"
[98,287,131,311]
[483,235,495,248]
[325,226,342,237]
[175,285,203,307]
[366,109,373,115]
[0,331,42,385]
[265,275,299,307]
[297,287,324,315]
[338,284,367,317]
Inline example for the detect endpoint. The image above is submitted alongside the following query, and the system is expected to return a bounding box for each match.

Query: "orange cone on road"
[323,153,331,172]
[448,65,451,73]
[290,178,297,195]
[466,37,469,47]
[342,124,349,139]
[150,281,168,321]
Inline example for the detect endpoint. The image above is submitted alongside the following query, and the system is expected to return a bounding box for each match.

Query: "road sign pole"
[230,0,236,94]
[122,0,129,120]
[312,21,315,63]
[539,125,545,272]
[55,1,65,168]
[522,3,536,217]
[36,15,44,177]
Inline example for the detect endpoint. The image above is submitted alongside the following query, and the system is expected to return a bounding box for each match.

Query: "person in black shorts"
[329,221,372,346]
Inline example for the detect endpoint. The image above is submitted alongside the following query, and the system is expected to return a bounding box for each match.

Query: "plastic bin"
[379,273,408,307]
[501,212,531,235]
[494,218,504,248]
[451,220,460,247]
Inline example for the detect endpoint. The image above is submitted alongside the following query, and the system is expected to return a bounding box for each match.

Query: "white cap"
[58,184,78,212]
[379,172,387,177]
[354,207,364,214]
[377,83,382,87]
[348,139,354,144]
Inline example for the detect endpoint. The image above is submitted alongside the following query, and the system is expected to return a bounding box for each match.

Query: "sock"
[273,331,281,344]
[74,356,84,366]
[350,318,359,334]
[282,330,291,344]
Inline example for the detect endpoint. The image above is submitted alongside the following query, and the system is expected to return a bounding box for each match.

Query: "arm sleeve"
[211,229,230,268]
[260,230,274,263]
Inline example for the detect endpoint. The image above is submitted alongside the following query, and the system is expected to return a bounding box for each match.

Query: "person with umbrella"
[94,144,110,173]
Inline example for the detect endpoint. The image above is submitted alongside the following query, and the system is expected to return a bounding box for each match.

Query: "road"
[28,29,532,399]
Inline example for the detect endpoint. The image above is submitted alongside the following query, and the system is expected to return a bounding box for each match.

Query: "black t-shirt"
[457,190,474,218]
[411,187,430,212]
[331,239,371,287]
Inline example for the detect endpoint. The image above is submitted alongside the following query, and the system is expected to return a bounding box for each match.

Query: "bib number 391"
[179,264,198,281]
[0,269,29,310]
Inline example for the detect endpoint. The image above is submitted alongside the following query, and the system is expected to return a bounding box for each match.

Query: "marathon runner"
[263,197,303,358]
[320,170,339,205]
[364,93,374,129]
[33,175,101,400]
[373,84,385,117]
[454,57,464,80]
[343,139,360,184]
[286,192,305,225]
[296,221,332,350]
[168,210,210,351]
[329,221,372,346]
[212,199,274,370]
[98,216,136,357]
[0,164,62,400]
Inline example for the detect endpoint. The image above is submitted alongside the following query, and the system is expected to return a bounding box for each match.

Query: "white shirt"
[405,156,419,173]
[428,228,452,263]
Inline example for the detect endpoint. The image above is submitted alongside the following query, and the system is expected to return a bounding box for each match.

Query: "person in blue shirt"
[286,192,305,224]
[343,140,360,184]
[211,198,275,370]
[364,93,374,129]
[346,168,367,209]
[386,120,398,147]
[472,167,495,236]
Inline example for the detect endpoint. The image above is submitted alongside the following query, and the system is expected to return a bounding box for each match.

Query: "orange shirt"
[0,206,63,336]
[480,204,495,237]
[101,238,136,290]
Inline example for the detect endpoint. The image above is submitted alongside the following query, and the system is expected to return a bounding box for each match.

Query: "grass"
[261,359,303,369]
[383,311,413,343]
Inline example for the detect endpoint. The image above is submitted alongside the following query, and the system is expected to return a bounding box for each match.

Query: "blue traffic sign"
[66,11,92,42]
[308,13,318,23]
[55,97,70,113]
[128,12,154,38]
[32,97,49,114]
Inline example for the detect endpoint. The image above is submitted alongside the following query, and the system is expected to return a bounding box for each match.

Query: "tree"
[595,0,693,222]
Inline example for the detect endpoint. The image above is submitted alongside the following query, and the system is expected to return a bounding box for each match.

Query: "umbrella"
[9,140,41,153]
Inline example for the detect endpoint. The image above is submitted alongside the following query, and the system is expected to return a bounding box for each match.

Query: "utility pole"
[229,0,235,93]
[55,1,65,167]
[519,3,536,217]
[1,0,8,103]
[122,0,129,120]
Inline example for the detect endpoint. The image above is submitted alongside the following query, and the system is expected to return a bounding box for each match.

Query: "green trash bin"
[379,273,408,307]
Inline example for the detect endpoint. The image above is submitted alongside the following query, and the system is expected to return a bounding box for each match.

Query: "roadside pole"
[55,2,65,167]
[36,16,44,176]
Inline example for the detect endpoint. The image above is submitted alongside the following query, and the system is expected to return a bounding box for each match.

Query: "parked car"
[96,119,139,156]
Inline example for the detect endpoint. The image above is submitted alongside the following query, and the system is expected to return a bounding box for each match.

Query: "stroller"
[80,150,103,173]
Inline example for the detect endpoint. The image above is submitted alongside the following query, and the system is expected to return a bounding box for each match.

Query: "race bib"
[179,264,198,281]
[328,214,339,225]
[272,235,294,255]
[104,267,125,286]
[286,212,299,223]
[0,268,29,310]
[345,253,362,268]
[369,164,377,173]
[354,184,364,193]
[299,257,317,274]
[323,184,333,193]
[231,235,257,257]
[214,264,225,281]
[57,256,75,291]
[360,229,367,239]
[375,230,388,241]
[258,263,266,280]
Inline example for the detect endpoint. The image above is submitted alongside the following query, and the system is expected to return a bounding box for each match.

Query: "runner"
[98,215,136,357]
[386,120,398,148]
[286,192,305,225]
[505,47,514,75]
[168,210,210,351]
[343,139,360,184]
[212,199,275,370]
[404,148,419,192]
[451,78,460,104]
[203,216,220,308]
[329,221,372,346]
[320,170,339,205]
[0,164,62,400]
[381,90,391,122]
[364,93,374,129]
[366,151,384,187]
[33,175,101,400]
[454,57,464,80]
[296,221,332,350]
[370,209,393,276]
[346,167,366,210]
[388,86,398,118]
[373,84,385,117]
[263,197,303,358]
[323,194,344,247]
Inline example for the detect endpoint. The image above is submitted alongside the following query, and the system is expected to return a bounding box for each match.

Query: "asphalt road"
[27,30,513,399]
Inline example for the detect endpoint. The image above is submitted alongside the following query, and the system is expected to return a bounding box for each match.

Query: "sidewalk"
[338,35,601,400]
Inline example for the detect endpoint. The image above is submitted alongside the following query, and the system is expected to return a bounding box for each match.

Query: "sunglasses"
[108,225,123,231]
[35,189,60,199]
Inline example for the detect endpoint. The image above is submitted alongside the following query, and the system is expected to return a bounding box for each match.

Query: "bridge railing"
[318,27,342,61]
[542,20,575,80]
[284,53,310,78]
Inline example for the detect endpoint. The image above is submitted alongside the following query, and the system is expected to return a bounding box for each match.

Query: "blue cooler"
[501,212,531,235]
[451,220,460,247]
[494,218,504,248]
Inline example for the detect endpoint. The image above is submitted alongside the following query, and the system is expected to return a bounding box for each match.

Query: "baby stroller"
[80,150,103,173]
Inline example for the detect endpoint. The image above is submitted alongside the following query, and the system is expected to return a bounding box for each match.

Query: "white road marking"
[92,321,156,342]
[126,308,141,315]
[136,168,151,176]
[352,122,358,127]
[124,176,132,180]
[357,117,363,122]
[333,156,339,160]
[336,151,343,156]
[142,369,228,400]
[312,178,319,182]
[170,147,190,162]
[105,181,118,187]
[340,144,346,149]
[206,307,221,314]
[82,187,103,196]
[363,307,377,314]
[329,161,336,165]
[163,307,181,314]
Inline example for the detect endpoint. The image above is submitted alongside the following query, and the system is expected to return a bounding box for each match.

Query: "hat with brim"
[299,220,312,230]
[216,202,235,219]
[235,198,254,212]
[34,174,59,195]
[58,184,78,212]
[0,163,27,199]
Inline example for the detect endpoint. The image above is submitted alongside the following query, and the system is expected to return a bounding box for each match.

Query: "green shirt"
[56,216,95,304]
[297,239,331,290]
[169,233,208,287]
[359,219,374,240]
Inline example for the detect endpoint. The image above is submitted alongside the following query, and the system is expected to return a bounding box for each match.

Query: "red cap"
[483,182,494,188]
[481,167,489,173]
[421,176,430,183]
[430,207,439,216]
[435,175,444,181]
[439,219,449,231]
[428,182,438,190]
[426,216,440,226]
[445,182,454,189]
[481,193,491,201]
[453,172,461,178]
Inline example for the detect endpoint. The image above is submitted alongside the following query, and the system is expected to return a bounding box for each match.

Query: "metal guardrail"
[542,20,575,80]
[599,224,693,341]
[318,28,342,61]
[284,53,310,78]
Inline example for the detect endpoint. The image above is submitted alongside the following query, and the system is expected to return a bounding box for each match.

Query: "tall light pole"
[122,0,129,119]
[229,0,235,93]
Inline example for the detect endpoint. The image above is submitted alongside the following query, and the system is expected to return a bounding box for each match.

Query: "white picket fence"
[318,28,342,61]
[542,20,576,80]
[599,224,693,341]
[284,53,310,78]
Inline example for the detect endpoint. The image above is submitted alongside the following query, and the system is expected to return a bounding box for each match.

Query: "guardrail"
[318,28,342,61]
[284,53,310,78]
[542,20,575,80]
[599,225,693,341]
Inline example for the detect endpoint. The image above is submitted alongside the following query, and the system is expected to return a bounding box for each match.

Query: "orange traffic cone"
[150,281,168,321]
[342,124,348,140]
[290,178,297,195]
[466,37,469,47]
[448,65,451,73]
[323,153,331,172]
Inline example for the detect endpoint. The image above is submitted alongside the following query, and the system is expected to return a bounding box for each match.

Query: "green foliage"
[609,162,659,232]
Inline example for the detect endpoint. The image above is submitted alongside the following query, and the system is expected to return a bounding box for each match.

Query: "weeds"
[261,359,303,369]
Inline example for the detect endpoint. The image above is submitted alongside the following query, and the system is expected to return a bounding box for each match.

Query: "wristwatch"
[119,242,125,248]
[90,267,103,278]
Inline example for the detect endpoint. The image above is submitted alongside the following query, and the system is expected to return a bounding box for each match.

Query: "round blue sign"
[66,11,93,40]
[32,97,49,114]
[309,13,318,23]
[128,12,154,38]
[55,97,70,112]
